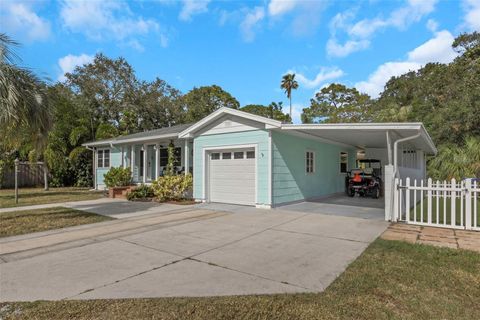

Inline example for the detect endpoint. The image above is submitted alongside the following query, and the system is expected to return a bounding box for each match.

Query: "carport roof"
[281,123,437,154]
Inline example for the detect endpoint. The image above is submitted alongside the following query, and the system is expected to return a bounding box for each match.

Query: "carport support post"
[142,144,147,183]
[384,164,395,221]
[386,131,392,165]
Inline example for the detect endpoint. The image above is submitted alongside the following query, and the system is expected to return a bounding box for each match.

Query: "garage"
[207,148,256,206]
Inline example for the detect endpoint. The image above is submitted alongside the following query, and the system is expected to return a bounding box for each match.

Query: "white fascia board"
[82,133,181,147]
[281,123,423,131]
[114,133,181,145]
[179,107,282,138]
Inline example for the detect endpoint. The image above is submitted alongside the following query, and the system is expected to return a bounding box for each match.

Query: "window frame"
[97,148,111,169]
[305,150,315,174]
[340,151,348,174]
[159,147,182,167]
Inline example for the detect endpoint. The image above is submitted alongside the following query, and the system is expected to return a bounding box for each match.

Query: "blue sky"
[2,0,479,123]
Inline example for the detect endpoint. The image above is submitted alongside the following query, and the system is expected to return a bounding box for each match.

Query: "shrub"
[127,184,154,201]
[103,167,132,188]
[152,173,193,201]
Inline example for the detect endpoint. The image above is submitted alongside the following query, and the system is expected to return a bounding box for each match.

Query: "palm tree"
[280,73,298,122]
[0,33,51,150]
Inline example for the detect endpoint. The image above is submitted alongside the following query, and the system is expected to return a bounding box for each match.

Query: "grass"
[0,207,113,238]
[0,187,105,208]
[0,239,479,319]
[408,196,480,226]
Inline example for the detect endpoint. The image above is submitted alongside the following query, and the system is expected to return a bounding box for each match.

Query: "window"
[246,151,255,159]
[340,152,348,173]
[160,147,181,166]
[97,149,110,168]
[234,152,244,159]
[222,152,232,160]
[211,153,220,160]
[306,151,315,174]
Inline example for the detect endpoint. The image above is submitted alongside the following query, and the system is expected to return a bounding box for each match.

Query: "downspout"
[393,132,421,178]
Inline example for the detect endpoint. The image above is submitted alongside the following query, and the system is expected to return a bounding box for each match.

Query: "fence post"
[451,178,456,227]
[427,178,432,224]
[465,179,472,230]
[43,162,49,191]
[14,158,19,204]
[393,178,400,222]
[405,177,410,223]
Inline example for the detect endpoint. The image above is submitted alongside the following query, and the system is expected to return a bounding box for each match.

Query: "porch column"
[121,146,125,168]
[155,143,160,180]
[386,130,392,165]
[143,143,147,183]
[131,145,135,181]
[184,139,189,175]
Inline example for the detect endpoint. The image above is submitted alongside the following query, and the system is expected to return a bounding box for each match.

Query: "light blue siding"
[96,146,122,188]
[272,131,356,206]
[193,130,270,206]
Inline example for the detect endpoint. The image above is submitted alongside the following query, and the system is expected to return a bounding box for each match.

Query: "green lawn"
[0,207,113,238]
[0,239,479,320]
[408,196,480,226]
[0,187,105,208]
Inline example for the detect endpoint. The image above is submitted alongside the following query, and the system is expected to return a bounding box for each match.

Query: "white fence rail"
[394,178,479,231]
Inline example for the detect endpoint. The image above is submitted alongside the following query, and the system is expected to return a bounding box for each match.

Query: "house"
[83,107,436,214]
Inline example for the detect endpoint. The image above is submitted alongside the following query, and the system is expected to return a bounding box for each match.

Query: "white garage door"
[208,148,256,206]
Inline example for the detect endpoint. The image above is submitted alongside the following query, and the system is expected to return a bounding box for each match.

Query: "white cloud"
[326,38,370,57]
[289,67,345,89]
[179,0,211,21]
[60,0,163,49]
[2,3,51,42]
[426,19,438,32]
[462,0,480,31]
[268,0,299,17]
[328,0,438,57]
[240,7,265,42]
[58,53,94,81]
[355,30,459,97]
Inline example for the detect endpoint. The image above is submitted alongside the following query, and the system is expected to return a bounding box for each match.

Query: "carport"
[280,123,437,220]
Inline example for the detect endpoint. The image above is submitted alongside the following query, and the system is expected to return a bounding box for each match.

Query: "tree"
[0,33,51,150]
[302,83,372,123]
[428,136,480,180]
[240,102,291,122]
[280,73,298,121]
[182,85,239,122]
[64,53,140,138]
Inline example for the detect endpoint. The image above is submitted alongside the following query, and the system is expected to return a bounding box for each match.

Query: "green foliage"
[95,123,119,140]
[152,174,193,202]
[165,140,176,177]
[182,85,239,122]
[240,102,291,122]
[103,167,132,188]
[428,136,480,180]
[301,83,373,123]
[126,184,155,201]
[69,147,93,187]
[280,73,299,120]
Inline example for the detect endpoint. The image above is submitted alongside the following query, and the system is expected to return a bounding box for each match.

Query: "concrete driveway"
[0,204,388,301]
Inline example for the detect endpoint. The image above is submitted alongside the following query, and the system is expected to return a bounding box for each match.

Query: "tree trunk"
[289,96,292,123]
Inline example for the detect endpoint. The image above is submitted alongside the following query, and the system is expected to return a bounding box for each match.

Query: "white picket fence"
[394,178,479,231]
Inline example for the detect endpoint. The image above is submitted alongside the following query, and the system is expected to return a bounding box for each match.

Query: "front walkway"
[381,223,480,252]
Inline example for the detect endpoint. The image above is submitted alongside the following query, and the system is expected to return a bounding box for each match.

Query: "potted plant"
[103,167,133,198]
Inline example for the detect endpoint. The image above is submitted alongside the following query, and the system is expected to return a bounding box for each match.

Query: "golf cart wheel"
[347,188,355,197]
[372,186,380,199]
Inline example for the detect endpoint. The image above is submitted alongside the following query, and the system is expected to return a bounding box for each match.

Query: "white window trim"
[340,151,348,174]
[305,150,315,175]
[97,148,111,169]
